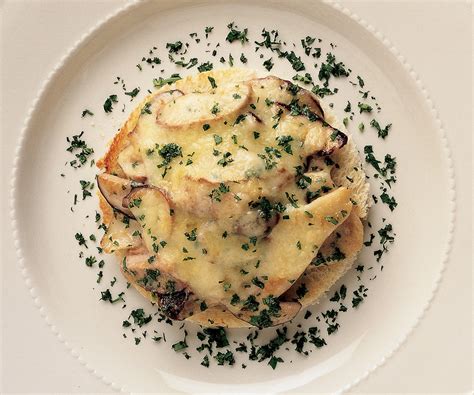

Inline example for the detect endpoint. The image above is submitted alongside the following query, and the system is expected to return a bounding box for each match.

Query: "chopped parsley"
[209,183,230,202]
[251,277,265,289]
[234,113,247,125]
[276,135,294,155]
[100,289,124,304]
[325,216,339,225]
[214,350,235,365]
[263,58,274,71]
[79,180,94,200]
[268,356,284,369]
[318,53,349,85]
[230,294,241,306]
[81,109,94,117]
[243,295,259,312]
[226,22,248,43]
[175,57,198,69]
[103,94,118,113]
[293,73,313,84]
[66,132,94,168]
[211,103,220,115]
[184,228,197,241]
[285,51,305,71]
[75,232,88,248]
[172,340,188,352]
[125,87,140,99]
[158,143,182,167]
[249,197,285,220]
[358,102,373,114]
[198,62,213,72]
[129,308,152,327]
[344,101,352,113]
[141,102,152,114]
[380,191,398,211]
[208,76,217,89]
[153,74,182,87]
[285,192,299,208]
[364,146,397,186]
[166,41,183,53]
[296,283,308,299]
[311,85,335,98]
[217,152,233,167]
[370,119,392,139]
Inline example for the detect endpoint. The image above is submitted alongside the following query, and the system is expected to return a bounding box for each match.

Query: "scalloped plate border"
[8,0,456,392]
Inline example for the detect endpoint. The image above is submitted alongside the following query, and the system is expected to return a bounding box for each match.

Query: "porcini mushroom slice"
[123,254,198,320]
[277,100,347,157]
[253,187,354,298]
[125,187,173,252]
[116,144,147,183]
[156,83,251,128]
[132,89,184,135]
[250,75,325,118]
[154,289,199,320]
[250,76,347,156]
[233,209,280,238]
[97,173,145,218]
[100,217,143,254]
[150,89,184,113]
[274,90,325,120]
[281,212,364,307]
[234,300,302,328]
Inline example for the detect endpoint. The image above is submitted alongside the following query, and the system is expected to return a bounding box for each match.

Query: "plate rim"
[8,0,456,392]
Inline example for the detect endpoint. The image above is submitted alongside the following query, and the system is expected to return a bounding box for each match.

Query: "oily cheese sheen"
[97,68,369,328]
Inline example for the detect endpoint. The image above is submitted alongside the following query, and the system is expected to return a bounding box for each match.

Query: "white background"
[0,0,472,393]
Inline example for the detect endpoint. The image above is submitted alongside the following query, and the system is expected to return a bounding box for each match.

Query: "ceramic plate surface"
[11,0,454,392]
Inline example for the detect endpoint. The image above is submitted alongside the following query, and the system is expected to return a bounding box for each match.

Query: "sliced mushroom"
[281,212,364,307]
[275,93,324,120]
[303,169,336,203]
[251,187,354,298]
[275,100,347,157]
[97,173,145,218]
[306,94,325,120]
[125,187,173,252]
[151,89,184,114]
[116,144,147,183]
[250,76,346,157]
[128,89,184,139]
[156,83,251,128]
[250,75,325,118]
[233,209,279,238]
[100,217,143,254]
[302,122,348,159]
[122,253,198,320]
[313,128,348,157]
[153,289,199,320]
[122,253,184,290]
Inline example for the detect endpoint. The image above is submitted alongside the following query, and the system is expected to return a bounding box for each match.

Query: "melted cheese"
[105,74,355,313]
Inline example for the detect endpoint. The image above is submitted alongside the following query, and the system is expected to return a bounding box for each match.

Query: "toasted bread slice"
[98,68,369,327]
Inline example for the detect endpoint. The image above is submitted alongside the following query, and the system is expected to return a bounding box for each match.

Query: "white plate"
[11,0,455,392]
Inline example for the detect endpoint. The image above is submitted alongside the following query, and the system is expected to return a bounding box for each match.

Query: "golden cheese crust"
[97,68,368,328]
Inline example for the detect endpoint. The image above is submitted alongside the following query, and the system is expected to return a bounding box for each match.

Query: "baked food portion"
[97,68,369,328]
